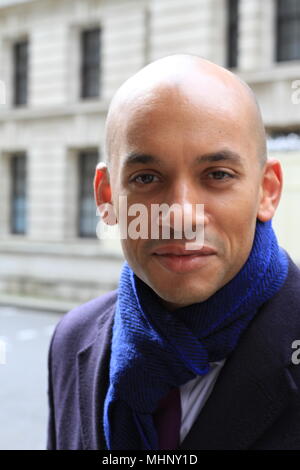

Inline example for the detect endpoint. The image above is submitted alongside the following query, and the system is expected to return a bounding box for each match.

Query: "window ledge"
[0,99,110,121]
[238,61,300,84]
[0,237,124,259]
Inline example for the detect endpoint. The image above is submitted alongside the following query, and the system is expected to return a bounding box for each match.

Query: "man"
[47,54,300,450]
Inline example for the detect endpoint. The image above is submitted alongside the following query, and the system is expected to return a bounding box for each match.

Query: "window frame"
[10,153,27,235]
[80,27,101,99]
[226,0,239,69]
[13,39,28,107]
[276,0,300,62]
[77,149,99,238]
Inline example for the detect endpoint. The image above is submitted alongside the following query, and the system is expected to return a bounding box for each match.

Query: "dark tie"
[152,386,182,450]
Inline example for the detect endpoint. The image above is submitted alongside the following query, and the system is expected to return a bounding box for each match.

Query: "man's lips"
[151,244,217,273]
[152,244,217,256]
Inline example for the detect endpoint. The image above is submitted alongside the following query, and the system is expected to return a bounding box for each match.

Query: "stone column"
[239,0,275,71]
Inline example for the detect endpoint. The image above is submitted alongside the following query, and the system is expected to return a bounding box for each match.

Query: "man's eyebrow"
[122,152,162,167]
[122,150,243,168]
[195,150,242,165]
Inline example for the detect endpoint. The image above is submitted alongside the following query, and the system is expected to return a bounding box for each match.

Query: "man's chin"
[135,254,223,307]
[148,278,216,310]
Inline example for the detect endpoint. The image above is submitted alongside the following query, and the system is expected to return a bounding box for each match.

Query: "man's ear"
[257,158,283,222]
[94,162,117,225]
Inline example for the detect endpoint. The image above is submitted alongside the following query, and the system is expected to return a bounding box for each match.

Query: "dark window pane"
[78,150,99,238]
[14,40,28,106]
[276,0,300,61]
[82,67,100,98]
[10,154,27,234]
[227,0,239,68]
[81,28,101,98]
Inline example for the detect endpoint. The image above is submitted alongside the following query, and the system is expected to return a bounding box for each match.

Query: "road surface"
[0,305,63,450]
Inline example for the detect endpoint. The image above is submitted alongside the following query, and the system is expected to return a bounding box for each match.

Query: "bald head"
[104,54,267,172]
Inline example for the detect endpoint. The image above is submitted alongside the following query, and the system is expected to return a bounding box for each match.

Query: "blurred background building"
[0,0,299,311]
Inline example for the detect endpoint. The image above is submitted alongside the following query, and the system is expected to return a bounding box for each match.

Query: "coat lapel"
[179,334,295,449]
[77,302,115,450]
[179,266,299,449]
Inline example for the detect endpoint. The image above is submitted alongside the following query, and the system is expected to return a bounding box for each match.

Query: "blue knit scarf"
[103,219,289,450]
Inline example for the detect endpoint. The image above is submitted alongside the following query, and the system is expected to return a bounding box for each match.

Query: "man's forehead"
[113,74,255,143]
[119,80,250,149]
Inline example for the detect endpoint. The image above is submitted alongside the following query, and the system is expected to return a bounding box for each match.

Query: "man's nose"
[156,182,208,232]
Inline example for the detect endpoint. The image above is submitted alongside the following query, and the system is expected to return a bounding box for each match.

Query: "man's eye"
[130,173,159,185]
[207,170,234,180]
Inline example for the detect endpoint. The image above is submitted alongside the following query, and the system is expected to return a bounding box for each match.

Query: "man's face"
[108,85,265,310]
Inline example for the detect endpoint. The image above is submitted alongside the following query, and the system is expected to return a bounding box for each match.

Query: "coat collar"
[76,255,299,450]
[77,300,115,450]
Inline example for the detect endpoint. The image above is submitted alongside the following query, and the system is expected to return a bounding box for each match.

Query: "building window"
[226,0,239,68]
[276,0,300,62]
[10,153,27,234]
[13,40,28,106]
[80,28,101,99]
[78,150,99,238]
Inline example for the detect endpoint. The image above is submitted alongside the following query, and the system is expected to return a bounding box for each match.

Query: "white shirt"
[179,359,227,443]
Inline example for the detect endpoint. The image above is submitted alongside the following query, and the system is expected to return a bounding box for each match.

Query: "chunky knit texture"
[103,219,289,450]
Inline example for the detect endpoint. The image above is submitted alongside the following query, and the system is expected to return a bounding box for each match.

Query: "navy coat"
[47,252,300,450]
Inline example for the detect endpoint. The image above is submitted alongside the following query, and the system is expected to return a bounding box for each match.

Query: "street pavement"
[0,306,63,450]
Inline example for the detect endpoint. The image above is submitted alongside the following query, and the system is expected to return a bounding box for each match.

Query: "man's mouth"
[152,244,216,273]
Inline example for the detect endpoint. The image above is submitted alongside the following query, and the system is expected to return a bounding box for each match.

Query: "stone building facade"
[0,0,299,309]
